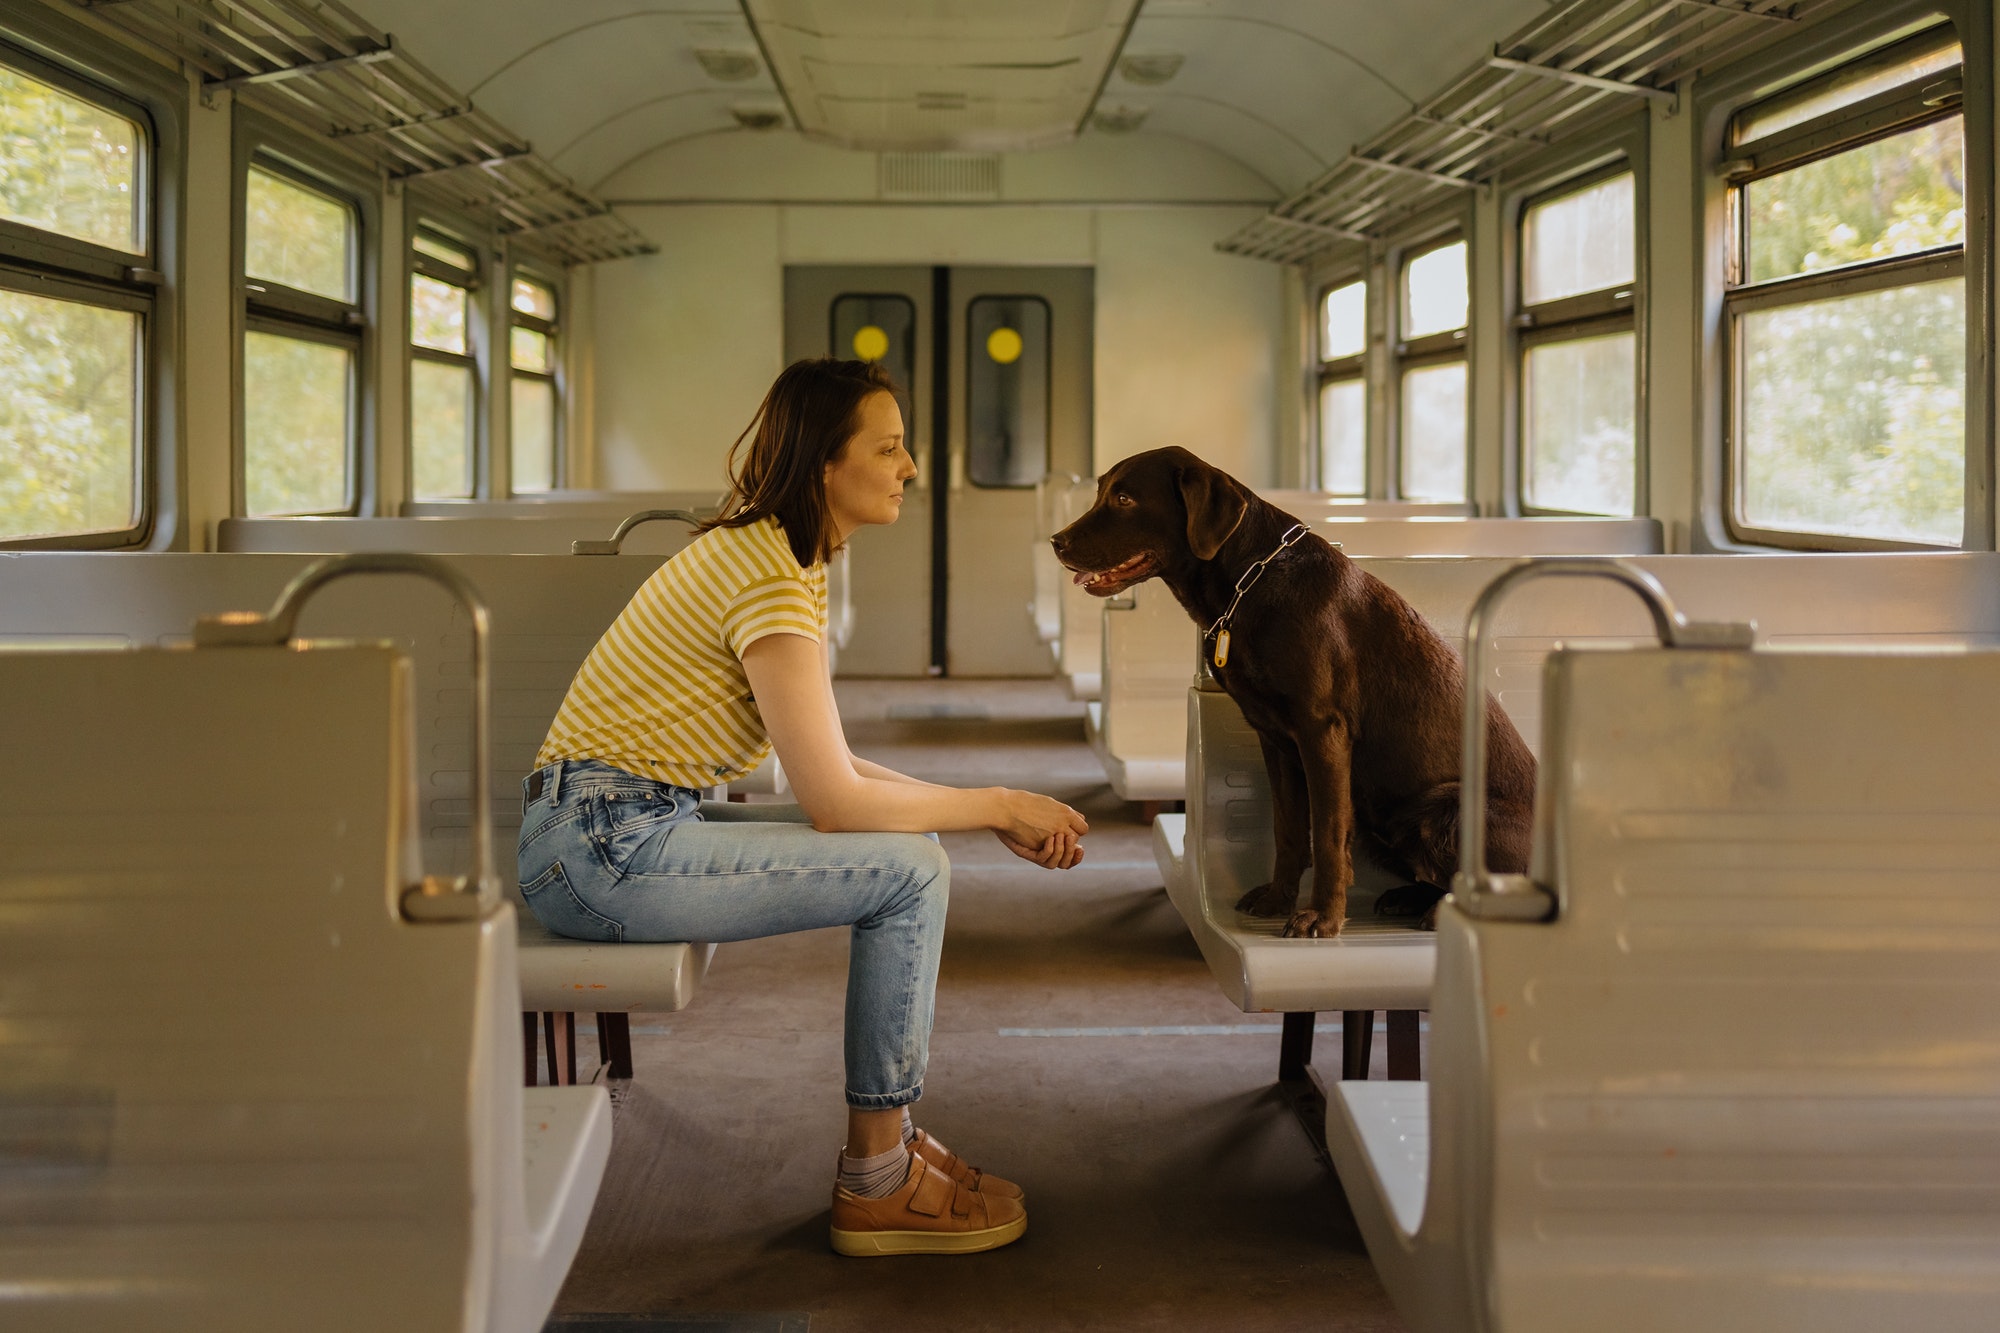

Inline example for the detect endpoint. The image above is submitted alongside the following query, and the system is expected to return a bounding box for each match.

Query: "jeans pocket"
[585,790,686,873]
[521,859,624,943]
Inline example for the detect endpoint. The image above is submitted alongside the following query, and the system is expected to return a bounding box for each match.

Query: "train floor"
[547,678,1409,1333]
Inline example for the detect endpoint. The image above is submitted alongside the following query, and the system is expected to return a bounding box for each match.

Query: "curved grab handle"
[571,508,703,555]
[1453,558,1755,923]
[192,553,498,924]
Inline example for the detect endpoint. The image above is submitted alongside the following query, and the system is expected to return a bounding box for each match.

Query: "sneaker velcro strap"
[910,1165,954,1218]
[950,1182,973,1220]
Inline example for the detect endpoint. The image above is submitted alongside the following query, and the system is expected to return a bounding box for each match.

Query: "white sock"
[837,1143,910,1199]
[901,1107,915,1146]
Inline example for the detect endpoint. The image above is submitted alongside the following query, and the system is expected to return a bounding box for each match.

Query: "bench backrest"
[218,515,696,556]
[0,641,519,1330]
[402,489,725,519]
[1427,645,2000,1329]
[0,552,663,893]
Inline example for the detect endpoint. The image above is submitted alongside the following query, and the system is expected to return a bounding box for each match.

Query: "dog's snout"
[1050,530,1071,558]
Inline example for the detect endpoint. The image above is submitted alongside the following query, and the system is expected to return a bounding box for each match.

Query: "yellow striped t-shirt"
[535,515,828,788]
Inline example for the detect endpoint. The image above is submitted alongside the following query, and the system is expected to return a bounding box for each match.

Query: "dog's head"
[1050,447,1249,597]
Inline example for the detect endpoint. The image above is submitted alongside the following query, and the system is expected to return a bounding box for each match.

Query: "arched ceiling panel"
[339,1,1562,196]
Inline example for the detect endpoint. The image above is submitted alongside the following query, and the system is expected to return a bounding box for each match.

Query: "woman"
[518,357,1089,1257]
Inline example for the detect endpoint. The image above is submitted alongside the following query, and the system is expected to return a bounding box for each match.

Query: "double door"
[784,266,1092,677]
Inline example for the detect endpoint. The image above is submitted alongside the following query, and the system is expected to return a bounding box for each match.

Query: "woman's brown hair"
[700,357,901,568]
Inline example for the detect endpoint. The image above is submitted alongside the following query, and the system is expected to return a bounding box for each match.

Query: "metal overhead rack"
[1219,0,1845,266]
[68,0,656,265]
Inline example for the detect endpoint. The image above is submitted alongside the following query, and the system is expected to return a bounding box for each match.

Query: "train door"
[784,265,1092,677]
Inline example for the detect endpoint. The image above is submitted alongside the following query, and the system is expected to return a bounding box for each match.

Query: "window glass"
[0,288,137,539]
[1525,331,1636,514]
[1399,362,1466,501]
[410,358,472,500]
[1744,118,1964,284]
[1739,277,1962,544]
[831,293,916,441]
[1736,35,1961,144]
[414,231,475,273]
[0,65,139,253]
[1318,379,1366,495]
[511,377,555,493]
[511,325,550,373]
[243,331,349,515]
[1403,241,1467,339]
[1524,174,1635,304]
[966,296,1049,488]
[410,273,466,354]
[1321,280,1365,360]
[511,276,555,321]
[245,167,351,301]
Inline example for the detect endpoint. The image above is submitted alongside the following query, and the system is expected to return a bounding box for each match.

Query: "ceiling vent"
[914,90,970,113]
[1092,104,1149,133]
[695,49,761,81]
[1118,53,1184,85]
[879,152,1001,201]
[730,105,788,131]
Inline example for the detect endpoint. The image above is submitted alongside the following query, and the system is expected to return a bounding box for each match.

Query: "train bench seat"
[0,579,608,1331]
[1094,516,1664,802]
[1160,551,2000,1138]
[0,550,724,1084]
[1332,579,2000,1332]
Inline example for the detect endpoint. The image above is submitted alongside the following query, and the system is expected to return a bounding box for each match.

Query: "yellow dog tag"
[1213,629,1231,669]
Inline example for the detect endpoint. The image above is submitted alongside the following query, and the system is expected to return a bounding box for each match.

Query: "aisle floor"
[550,678,1408,1333]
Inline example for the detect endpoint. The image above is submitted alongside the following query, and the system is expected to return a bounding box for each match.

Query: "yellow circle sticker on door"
[852,325,890,362]
[986,326,1023,365]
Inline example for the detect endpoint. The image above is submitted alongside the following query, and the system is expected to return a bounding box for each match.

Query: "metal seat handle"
[571,508,703,555]
[1453,557,1755,923]
[193,553,497,924]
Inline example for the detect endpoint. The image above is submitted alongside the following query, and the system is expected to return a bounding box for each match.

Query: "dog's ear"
[1178,461,1247,560]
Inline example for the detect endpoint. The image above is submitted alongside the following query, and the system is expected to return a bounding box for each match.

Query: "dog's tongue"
[1072,570,1094,586]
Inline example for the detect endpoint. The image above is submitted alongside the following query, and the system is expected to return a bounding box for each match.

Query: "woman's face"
[824,390,917,541]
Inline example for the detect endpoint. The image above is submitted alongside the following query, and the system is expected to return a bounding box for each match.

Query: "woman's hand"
[993,790,1088,870]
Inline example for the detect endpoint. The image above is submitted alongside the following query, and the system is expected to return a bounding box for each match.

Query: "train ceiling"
[68,1,1850,265]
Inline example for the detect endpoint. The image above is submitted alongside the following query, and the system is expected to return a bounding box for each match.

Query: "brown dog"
[1051,447,1536,938]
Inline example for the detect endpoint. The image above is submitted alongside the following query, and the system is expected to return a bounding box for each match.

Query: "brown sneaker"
[910,1129,1024,1201]
[830,1153,1027,1257]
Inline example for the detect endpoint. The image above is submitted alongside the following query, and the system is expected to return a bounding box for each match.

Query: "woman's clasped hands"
[993,788,1089,870]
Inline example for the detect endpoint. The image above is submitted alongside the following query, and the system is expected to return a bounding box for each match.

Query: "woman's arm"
[744,632,1087,857]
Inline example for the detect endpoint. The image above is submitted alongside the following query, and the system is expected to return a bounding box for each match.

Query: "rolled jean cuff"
[846,1083,923,1111]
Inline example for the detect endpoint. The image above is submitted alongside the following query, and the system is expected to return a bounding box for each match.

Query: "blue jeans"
[516,758,949,1109]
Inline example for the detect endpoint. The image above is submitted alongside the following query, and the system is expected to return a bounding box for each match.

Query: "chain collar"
[1203,522,1308,669]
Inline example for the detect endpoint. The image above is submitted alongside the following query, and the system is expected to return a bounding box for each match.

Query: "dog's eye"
[1112,492,1136,508]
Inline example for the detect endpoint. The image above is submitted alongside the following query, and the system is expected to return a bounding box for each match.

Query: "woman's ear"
[1178,462,1246,560]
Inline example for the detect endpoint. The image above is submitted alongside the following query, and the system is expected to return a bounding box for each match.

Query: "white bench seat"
[1151,811,1185,898]
[514,1086,615,1324]
[1330,1082,1428,1236]
[516,915,716,1013]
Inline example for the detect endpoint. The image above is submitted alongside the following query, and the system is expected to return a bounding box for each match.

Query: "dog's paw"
[1282,909,1343,939]
[1235,881,1297,917]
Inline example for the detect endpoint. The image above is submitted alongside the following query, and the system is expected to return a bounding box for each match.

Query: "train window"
[1726,26,1965,548]
[510,273,559,493]
[1397,239,1468,501]
[1520,170,1638,516]
[830,293,917,442]
[966,296,1050,488]
[241,162,360,516]
[1317,279,1366,494]
[410,231,478,501]
[0,52,149,545]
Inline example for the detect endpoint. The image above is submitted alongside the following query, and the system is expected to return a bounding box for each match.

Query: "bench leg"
[522,1013,541,1086]
[1386,1010,1422,1080]
[1275,1012,1331,1167]
[1342,1010,1375,1080]
[596,1012,634,1079]
[542,1011,578,1086]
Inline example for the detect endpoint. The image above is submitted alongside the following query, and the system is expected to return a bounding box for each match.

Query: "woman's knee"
[872,833,950,918]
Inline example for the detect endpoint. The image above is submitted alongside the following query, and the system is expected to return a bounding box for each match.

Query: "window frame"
[1513,156,1645,517]
[508,260,564,494]
[0,21,179,551]
[1390,225,1472,502]
[1314,271,1368,494]
[1698,4,1989,553]
[232,109,377,519]
[407,220,482,502]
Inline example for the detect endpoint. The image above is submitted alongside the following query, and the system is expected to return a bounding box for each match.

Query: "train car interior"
[2,0,1997,1329]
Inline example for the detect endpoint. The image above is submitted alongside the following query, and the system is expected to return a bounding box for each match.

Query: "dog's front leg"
[1235,731,1311,918]
[1283,719,1354,939]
